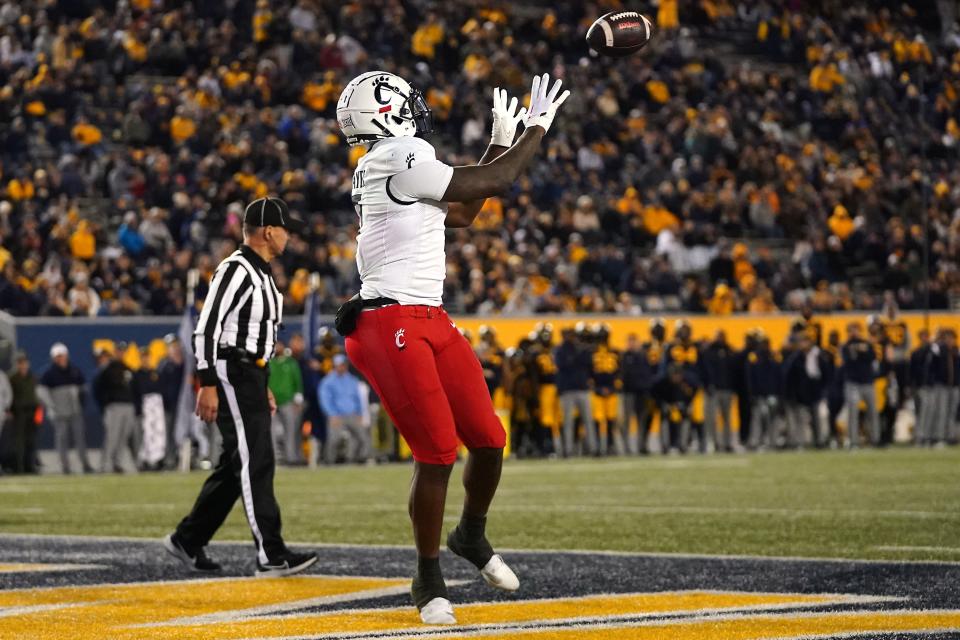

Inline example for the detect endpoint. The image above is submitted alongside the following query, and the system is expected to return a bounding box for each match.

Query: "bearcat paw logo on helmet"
[405,153,416,168]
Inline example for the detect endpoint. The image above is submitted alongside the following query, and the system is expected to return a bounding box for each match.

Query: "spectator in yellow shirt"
[642,203,680,236]
[747,285,779,313]
[7,176,35,201]
[646,79,670,104]
[809,62,845,93]
[71,119,102,146]
[412,13,444,59]
[657,0,679,31]
[707,282,736,315]
[170,107,197,144]
[732,243,756,285]
[828,205,854,241]
[69,220,96,261]
[253,0,273,43]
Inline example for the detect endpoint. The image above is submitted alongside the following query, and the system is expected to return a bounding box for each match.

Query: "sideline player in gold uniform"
[590,323,621,456]
[662,320,704,452]
[532,323,561,455]
[645,319,669,453]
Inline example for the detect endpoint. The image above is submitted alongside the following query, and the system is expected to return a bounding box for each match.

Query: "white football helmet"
[336,71,433,146]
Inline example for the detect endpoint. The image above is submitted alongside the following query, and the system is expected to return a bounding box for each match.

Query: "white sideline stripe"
[490,504,957,519]
[193,500,957,520]
[1,532,959,566]
[873,545,960,554]
[0,573,417,596]
[0,563,105,573]
[753,631,955,640]
[134,582,468,628]
[0,602,100,619]
[229,603,927,640]
[503,458,752,473]
[217,359,269,566]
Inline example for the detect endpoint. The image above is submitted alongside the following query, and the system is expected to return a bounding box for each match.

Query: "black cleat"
[163,533,222,572]
[447,526,519,591]
[255,550,318,577]
[447,525,494,570]
[411,571,449,610]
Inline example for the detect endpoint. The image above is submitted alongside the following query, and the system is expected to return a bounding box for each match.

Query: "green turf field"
[1,448,958,562]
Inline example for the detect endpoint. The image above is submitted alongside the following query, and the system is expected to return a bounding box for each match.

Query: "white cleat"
[419,597,457,625]
[480,554,519,591]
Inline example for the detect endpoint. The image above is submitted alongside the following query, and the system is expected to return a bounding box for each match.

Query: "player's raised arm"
[445,87,527,228]
[442,74,570,205]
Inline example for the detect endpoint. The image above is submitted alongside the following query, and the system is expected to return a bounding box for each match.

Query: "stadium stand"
[0,0,957,318]
[0,1,958,472]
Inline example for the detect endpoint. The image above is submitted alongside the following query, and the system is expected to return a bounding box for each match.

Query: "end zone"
[0,535,958,639]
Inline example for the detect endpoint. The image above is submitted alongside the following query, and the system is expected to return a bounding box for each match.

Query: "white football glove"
[524,73,571,134]
[490,87,527,147]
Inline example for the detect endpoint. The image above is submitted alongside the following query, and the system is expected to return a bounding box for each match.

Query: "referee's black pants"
[175,358,286,564]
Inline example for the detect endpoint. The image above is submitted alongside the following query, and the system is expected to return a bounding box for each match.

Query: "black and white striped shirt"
[194,245,283,386]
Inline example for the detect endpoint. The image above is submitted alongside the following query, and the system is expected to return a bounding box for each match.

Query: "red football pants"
[345,305,505,465]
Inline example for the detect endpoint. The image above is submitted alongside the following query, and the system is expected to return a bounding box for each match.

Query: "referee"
[164,196,317,577]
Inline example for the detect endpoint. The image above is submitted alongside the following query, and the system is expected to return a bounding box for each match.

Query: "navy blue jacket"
[156,358,184,411]
[927,344,959,387]
[747,348,781,397]
[782,349,833,404]
[702,342,737,391]
[652,373,697,414]
[909,344,931,388]
[621,348,656,393]
[39,363,85,388]
[554,342,592,392]
[842,338,876,384]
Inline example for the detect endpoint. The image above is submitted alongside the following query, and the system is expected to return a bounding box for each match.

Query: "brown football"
[586,10,653,58]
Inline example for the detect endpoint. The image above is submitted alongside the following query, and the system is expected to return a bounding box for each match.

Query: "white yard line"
[0,563,105,573]
[872,545,960,554]
[0,532,958,566]
[230,605,945,640]
[136,581,469,628]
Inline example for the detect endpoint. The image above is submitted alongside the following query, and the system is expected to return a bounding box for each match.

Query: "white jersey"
[352,136,454,306]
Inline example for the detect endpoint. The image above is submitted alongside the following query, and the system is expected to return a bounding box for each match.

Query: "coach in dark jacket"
[652,364,697,454]
[926,328,959,445]
[93,348,139,473]
[842,322,879,447]
[620,334,656,453]
[746,336,781,449]
[9,354,39,473]
[910,330,933,444]
[156,335,185,469]
[37,343,93,474]
[702,330,737,452]
[555,326,596,456]
[783,335,833,448]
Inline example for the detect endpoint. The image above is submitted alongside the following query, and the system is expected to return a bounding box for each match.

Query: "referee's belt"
[218,347,268,368]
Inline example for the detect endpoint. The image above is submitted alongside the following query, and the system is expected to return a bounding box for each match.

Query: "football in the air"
[586,10,653,57]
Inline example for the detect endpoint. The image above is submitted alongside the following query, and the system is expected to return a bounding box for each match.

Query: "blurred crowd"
[0,328,387,474]
[470,306,959,457]
[0,0,958,318]
[1,305,956,475]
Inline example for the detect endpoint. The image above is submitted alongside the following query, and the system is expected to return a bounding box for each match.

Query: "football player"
[336,71,569,624]
[589,323,621,455]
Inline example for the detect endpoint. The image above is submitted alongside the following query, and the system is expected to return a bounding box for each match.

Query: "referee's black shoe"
[255,550,318,578]
[163,533,222,572]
